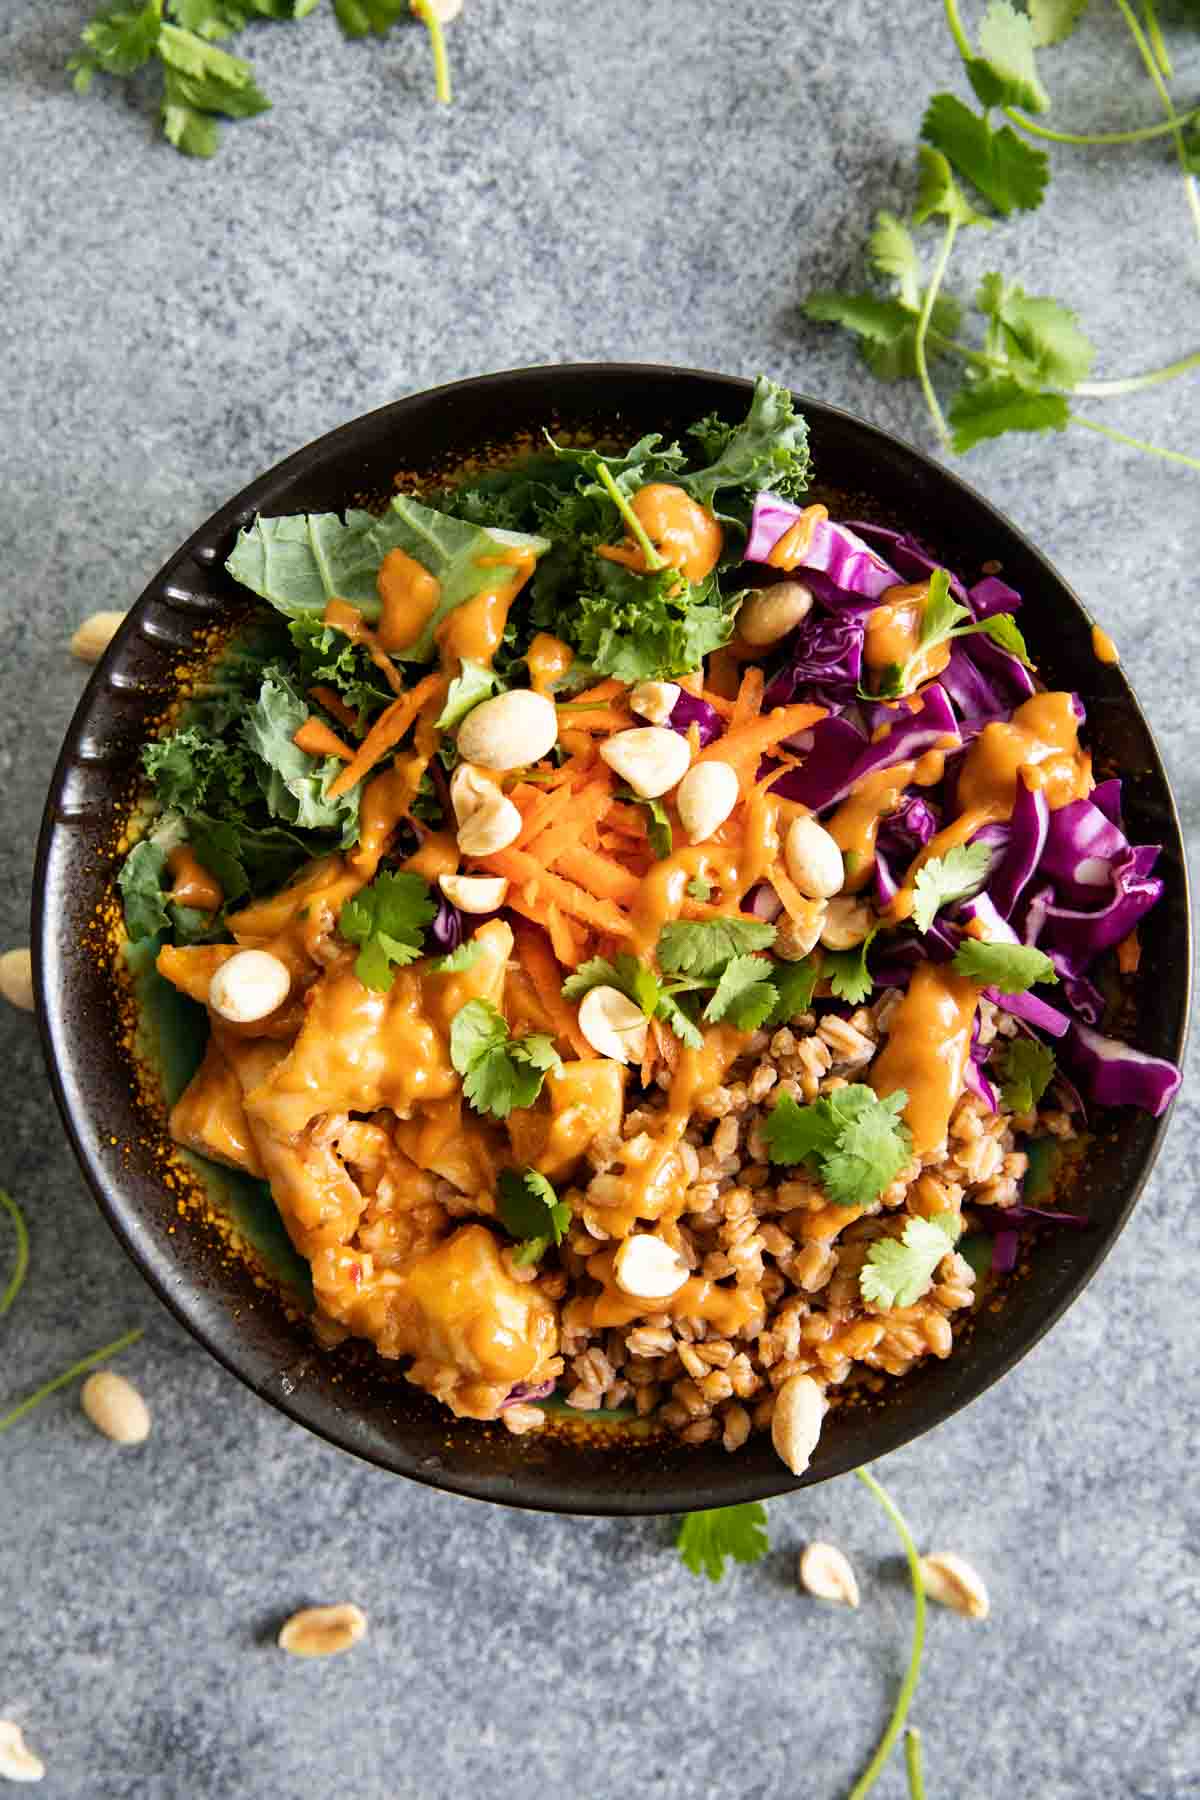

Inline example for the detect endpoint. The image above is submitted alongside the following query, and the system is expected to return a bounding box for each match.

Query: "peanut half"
[69,611,126,663]
[278,1603,368,1658]
[0,1721,44,1784]
[798,1541,860,1608]
[919,1551,990,1620]
[0,949,34,1012]
[80,1371,151,1445]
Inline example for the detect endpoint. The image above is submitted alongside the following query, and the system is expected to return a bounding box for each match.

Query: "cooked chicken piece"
[168,1036,265,1177]
[506,1058,627,1180]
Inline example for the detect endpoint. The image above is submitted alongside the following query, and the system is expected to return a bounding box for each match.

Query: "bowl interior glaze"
[33,365,1190,1515]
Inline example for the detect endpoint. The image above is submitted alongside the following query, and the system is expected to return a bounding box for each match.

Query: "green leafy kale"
[118,840,172,942]
[244,673,361,838]
[567,560,740,684]
[226,496,549,662]
[496,1168,572,1266]
[435,658,500,730]
[288,616,393,724]
[764,1086,913,1207]
[449,1000,562,1120]
[337,870,437,991]
[680,376,812,517]
[676,1502,769,1582]
[860,1214,959,1309]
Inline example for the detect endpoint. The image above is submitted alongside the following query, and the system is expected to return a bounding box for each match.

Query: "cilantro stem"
[0,1327,144,1435]
[1004,104,1200,147]
[410,0,452,105]
[941,0,973,65]
[905,1728,927,1800]
[594,463,666,570]
[0,1190,29,1319]
[913,220,959,447]
[1069,413,1200,471]
[1139,0,1172,82]
[1111,0,1200,248]
[847,1466,926,1800]
[1074,349,1200,396]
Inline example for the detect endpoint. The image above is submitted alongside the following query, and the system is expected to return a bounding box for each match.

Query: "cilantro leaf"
[964,0,1051,114]
[764,957,821,1027]
[974,274,1095,389]
[977,610,1032,664]
[822,929,877,1006]
[429,940,482,974]
[911,843,994,932]
[1028,0,1090,46]
[686,874,713,902]
[496,1168,571,1266]
[993,1037,1056,1113]
[654,990,705,1050]
[436,659,499,731]
[657,918,776,979]
[69,1,161,85]
[917,567,965,645]
[338,870,436,991]
[703,955,778,1030]
[449,1000,561,1119]
[622,789,673,859]
[333,0,408,33]
[952,939,1058,992]
[949,376,1070,452]
[805,291,963,384]
[922,94,1050,216]
[765,1085,912,1207]
[868,211,923,311]
[562,953,661,1018]
[676,1502,769,1582]
[914,144,992,229]
[860,1214,958,1310]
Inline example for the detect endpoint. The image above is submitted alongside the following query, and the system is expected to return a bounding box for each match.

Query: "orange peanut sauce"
[596,483,724,583]
[166,846,223,912]
[1091,624,1119,665]
[870,962,979,1157]
[764,504,829,571]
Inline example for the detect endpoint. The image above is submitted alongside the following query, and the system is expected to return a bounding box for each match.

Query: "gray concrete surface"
[1,2,1197,1795]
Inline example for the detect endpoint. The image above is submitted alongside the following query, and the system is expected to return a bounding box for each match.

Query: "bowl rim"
[32,361,1192,1515]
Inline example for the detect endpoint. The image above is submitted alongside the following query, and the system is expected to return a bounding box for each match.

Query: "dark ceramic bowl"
[33,364,1190,1515]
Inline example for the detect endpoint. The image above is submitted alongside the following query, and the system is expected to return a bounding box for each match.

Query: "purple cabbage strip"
[957,892,1018,943]
[744,496,901,599]
[967,574,1023,618]
[1039,846,1163,976]
[1064,1022,1182,1116]
[843,522,970,603]
[761,609,868,710]
[501,1379,556,1410]
[874,796,939,909]
[667,689,723,747]
[984,987,1071,1038]
[430,894,464,952]
[742,882,783,922]
[1053,964,1106,1026]
[991,1230,1020,1274]
[1090,778,1123,828]
[767,714,867,811]
[771,683,961,814]
[989,779,1049,920]
[939,644,1014,725]
[1039,795,1139,905]
[965,1057,999,1112]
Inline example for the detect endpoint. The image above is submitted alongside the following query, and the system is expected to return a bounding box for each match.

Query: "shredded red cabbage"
[1064,1022,1182,1116]
[430,894,464,952]
[668,689,723,747]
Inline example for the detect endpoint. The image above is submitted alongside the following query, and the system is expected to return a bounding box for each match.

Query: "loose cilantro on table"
[496,1168,571,1267]
[764,1087,913,1208]
[69,0,456,155]
[804,0,1200,474]
[860,1214,960,1310]
[449,1001,562,1120]
[952,938,1057,991]
[993,1036,1056,1112]
[338,870,437,991]
[911,842,994,932]
[675,1502,769,1582]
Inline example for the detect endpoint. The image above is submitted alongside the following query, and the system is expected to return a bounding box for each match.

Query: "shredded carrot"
[511,921,592,1053]
[523,781,614,862]
[1117,929,1141,974]
[323,598,406,696]
[553,707,630,733]
[555,845,641,904]
[706,647,743,699]
[639,1028,657,1089]
[536,752,599,790]
[701,688,736,718]
[696,703,826,775]
[483,848,632,935]
[292,717,355,762]
[326,671,445,800]
[729,665,765,733]
[309,685,360,734]
[515,781,576,847]
[558,678,624,710]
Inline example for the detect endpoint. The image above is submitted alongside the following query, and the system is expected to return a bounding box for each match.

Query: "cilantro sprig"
[449,1000,562,1120]
[496,1168,571,1267]
[764,1086,913,1208]
[870,567,1032,699]
[804,0,1200,474]
[911,841,994,932]
[860,1213,960,1310]
[69,0,457,157]
[675,1502,769,1582]
[952,938,1057,992]
[338,870,437,992]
